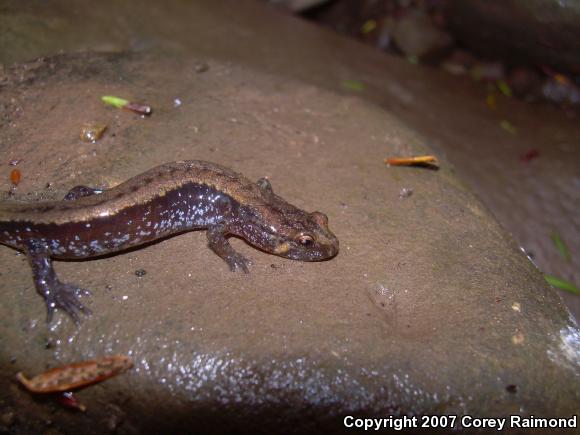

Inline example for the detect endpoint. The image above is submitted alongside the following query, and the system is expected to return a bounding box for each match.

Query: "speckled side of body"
[0,160,339,323]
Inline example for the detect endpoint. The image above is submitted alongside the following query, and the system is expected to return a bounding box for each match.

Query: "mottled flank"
[16,355,133,393]
[0,161,338,322]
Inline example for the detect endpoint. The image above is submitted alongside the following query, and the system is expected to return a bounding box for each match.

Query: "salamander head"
[271,210,339,261]
[239,178,339,262]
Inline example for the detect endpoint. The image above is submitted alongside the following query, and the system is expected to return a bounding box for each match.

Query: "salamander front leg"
[25,240,92,323]
[207,224,251,273]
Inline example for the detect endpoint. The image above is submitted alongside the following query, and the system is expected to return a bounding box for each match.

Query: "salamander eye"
[297,234,315,247]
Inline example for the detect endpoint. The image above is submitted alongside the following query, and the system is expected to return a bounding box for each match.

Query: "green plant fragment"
[544,275,580,295]
[101,95,129,109]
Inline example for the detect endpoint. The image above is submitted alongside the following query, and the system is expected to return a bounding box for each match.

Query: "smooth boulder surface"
[0,51,578,434]
[446,0,580,74]
[2,0,578,320]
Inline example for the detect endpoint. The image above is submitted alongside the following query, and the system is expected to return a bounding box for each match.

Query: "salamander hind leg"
[207,224,252,273]
[63,185,104,201]
[25,240,92,323]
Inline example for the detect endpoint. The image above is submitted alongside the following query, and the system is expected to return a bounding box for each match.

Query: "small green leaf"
[544,275,580,295]
[550,231,571,261]
[102,95,129,109]
[361,19,376,34]
[496,80,513,98]
[500,120,517,135]
[342,80,365,91]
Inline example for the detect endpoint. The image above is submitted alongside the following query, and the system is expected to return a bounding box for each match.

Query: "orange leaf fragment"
[384,155,439,169]
[10,168,21,185]
[16,355,133,393]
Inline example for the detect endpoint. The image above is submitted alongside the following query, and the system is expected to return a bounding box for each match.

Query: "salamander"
[0,160,339,323]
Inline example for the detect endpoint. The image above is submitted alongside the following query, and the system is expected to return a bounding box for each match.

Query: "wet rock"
[0,50,578,434]
[542,77,580,105]
[268,0,331,13]
[507,67,543,99]
[446,0,580,75]
[470,61,504,82]
[393,9,453,59]
[440,49,478,75]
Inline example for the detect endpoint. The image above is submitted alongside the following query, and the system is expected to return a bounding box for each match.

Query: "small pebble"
[399,187,413,198]
[80,122,107,143]
[135,269,147,277]
[505,384,518,394]
[0,410,15,427]
[194,62,209,73]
